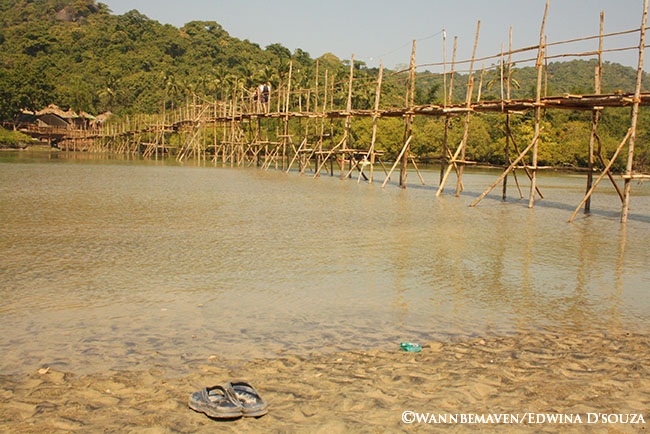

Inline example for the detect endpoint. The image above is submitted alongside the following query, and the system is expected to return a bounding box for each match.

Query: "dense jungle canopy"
[1,0,649,170]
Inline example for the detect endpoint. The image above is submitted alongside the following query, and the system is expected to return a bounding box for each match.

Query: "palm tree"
[486,63,521,98]
[258,66,277,86]
[210,66,230,101]
[98,75,119,112]
[162,72,182,111]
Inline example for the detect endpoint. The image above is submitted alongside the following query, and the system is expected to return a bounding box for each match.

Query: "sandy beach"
[1,328,648,433]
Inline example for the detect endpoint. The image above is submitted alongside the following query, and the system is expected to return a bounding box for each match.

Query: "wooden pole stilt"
[399,41,417,188]
[501,28,512,201]
[282,61,293,171]
[314,69,329,177]
[585,11,605,213]
[440,33,457,185]
[528,0,549,209]
[341,54,355,179]
[437,21,480,198]
[359,62,384,184]
[457,22,481,196]
[442,27,448,107]
[570,129,633,222]
[621,0,648,223]
[382,135,414,188]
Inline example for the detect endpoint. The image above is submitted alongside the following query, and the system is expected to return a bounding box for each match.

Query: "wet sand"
[1,329,648,433]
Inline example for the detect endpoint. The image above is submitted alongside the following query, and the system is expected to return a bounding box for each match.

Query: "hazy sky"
[99,0,645,71]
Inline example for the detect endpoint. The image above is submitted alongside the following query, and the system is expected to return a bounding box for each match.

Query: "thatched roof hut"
[17,105,109,131]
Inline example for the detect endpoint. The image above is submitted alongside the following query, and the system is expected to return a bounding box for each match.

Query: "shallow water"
[1,152,649,375]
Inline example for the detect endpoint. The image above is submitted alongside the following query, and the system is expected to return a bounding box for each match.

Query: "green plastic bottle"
[400,342,422,352]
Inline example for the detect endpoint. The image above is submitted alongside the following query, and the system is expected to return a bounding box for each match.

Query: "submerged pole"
[342,54,354,179]
[586,11,605,213]
[621,0,648,223]
[400,40,417,188]
[529,0,549,209]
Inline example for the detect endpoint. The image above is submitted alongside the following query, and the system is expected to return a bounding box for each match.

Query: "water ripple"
[1,157,649,374]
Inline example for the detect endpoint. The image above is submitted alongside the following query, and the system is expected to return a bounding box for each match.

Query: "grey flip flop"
[188,384,243,419]
[225,381,269,417]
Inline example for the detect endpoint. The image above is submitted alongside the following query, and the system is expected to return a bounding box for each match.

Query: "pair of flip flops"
[188,381,268,419]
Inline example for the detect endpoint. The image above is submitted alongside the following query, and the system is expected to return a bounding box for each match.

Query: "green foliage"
[0,125,32,147]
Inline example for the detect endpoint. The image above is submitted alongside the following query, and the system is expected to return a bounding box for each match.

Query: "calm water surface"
[1,152,649,375]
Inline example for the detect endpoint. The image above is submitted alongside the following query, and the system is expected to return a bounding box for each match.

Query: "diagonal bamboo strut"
[313,135,347,178]
[354,155,391,182]
[470,127,543,207]
[569,129,632,222]
[594,131,624,200]
[357,156,371,184]
[177,124,203,162]
[176,100,212,161]
[262,144,282,170]
[441,127,464,185]
[345,156,369,181]
[409,155,426,185]
[506,127,543,199]
[300,142,322,175]
[436,137,466,197]
[246,145,263,168]
[285,137,308,173]
[345,157,362,179]
[382,135,413,188]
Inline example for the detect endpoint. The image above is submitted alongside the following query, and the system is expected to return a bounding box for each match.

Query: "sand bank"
[1,329,648,433]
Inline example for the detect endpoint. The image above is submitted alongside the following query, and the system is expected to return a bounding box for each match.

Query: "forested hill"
[0,0,329,121]
[0,0,646,124]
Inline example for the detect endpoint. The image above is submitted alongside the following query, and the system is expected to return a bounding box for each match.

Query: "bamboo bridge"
[42,0,650,223]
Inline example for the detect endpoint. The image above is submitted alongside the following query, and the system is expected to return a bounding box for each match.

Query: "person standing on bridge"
[257,82,270,113]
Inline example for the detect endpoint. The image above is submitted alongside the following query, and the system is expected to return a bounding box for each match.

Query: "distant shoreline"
[0,148,627,176]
